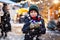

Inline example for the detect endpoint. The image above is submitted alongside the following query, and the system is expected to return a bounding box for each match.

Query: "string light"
[53,0,59,4]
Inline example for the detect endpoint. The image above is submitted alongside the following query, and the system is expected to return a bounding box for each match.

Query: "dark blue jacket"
[22,16,46,34]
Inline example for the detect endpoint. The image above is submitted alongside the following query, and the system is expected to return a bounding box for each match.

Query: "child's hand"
[30,23,35,29]
[29,20,42,29]
[30,22,40,29]
[34,23,40,28]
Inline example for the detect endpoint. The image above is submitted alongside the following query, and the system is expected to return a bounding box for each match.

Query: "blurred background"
[0,0,60,40]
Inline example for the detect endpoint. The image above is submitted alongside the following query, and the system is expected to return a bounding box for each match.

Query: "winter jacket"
[1,10,11,32]
[22,16,46,34]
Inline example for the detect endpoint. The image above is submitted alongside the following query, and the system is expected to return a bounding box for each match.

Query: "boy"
[22,5,46,40]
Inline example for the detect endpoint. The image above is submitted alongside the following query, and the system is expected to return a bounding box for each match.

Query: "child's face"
[30,10,37,17]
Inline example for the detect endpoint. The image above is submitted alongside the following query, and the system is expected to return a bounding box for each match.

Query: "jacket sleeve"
[22,22,30,33]
[22,16,31,34]
[40,19,46,34]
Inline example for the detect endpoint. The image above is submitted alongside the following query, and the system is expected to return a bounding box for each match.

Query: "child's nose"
[32,12,35,14]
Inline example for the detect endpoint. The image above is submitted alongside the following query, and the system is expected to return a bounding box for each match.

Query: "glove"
[30,22,40,29]
[30,23,35,29]
[34,23,40,28]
